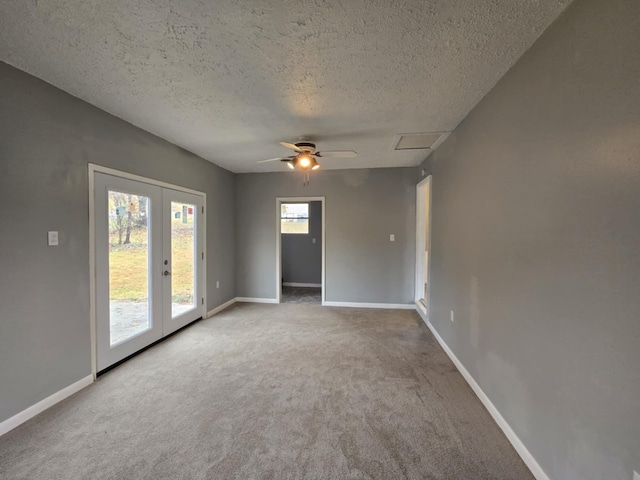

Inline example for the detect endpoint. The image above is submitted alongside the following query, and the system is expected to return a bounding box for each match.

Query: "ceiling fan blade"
[258,157,288,163]
[280,142,302,152]
[317,150,357,158]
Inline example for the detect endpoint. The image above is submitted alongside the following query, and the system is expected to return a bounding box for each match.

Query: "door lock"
[163,270,171,276]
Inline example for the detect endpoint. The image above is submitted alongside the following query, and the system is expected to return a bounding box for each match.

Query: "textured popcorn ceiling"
[0,0,571,172]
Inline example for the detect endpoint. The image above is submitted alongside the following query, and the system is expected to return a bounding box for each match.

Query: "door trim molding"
[88,164,207,378]
[276,197,326,305]
[88,164,206,196]
[88,167,97,379]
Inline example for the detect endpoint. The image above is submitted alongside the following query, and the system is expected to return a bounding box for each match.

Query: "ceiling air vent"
[393,132,449,151]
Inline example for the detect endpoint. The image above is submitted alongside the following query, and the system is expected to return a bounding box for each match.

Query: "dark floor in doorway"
[281,286,321,304]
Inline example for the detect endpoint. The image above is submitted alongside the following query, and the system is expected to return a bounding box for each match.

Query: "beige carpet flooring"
[281,286,322,304]
[0,303,533,479]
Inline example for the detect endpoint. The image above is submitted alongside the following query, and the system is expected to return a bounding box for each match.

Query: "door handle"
[163,270,171,276]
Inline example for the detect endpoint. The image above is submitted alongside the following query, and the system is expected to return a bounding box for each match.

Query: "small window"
[281,203,309,234]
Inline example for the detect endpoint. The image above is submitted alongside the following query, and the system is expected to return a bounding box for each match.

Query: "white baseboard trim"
[415,300,427,317]
[206,297,237,318]
[415,302,429,324]
[0,374,93,437]
[323,301,416,310]
[236,297,279,304]
[282,282,322,288]
[422,318,549,480]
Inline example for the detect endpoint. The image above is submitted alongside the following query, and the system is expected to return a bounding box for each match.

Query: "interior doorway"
[276,197,325,304]
[90,166,205,373]
[415,176,432,316]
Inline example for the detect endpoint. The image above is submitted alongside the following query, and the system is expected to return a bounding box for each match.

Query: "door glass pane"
[108,191,151,345]
[171,202,196,317]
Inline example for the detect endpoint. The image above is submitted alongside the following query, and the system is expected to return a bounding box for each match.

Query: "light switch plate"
[390,234,395,242]
[47,231,59,246]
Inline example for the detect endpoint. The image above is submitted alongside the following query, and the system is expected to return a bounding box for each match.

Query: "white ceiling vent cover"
[394,132,450,151]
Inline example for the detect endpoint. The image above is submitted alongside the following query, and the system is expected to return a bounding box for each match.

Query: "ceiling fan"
[258,142,357,171]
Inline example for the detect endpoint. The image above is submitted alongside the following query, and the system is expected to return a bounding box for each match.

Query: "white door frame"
[276,197,326,305]
[415,176,432,317]
[89,164,207,378]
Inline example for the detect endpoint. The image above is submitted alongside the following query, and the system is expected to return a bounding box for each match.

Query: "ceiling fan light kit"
[261,141,357,184]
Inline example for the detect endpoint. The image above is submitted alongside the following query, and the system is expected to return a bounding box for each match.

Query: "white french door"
[94,172,204,371]
[161,188,204,335]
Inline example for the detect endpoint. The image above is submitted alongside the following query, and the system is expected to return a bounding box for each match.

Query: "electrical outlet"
[633,470,639,480]
[216,281,220,289]
[450,310,454,322]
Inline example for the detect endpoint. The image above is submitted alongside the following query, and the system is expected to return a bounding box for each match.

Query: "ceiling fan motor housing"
[295,142,316,154]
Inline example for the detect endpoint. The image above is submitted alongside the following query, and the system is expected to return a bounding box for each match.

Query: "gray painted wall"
[417,0,640,478]
[281,201,322,285]
[0,61,236,424]
[236,169,416,303]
